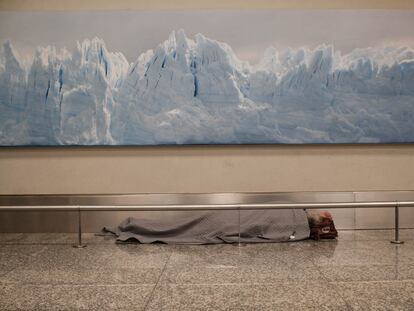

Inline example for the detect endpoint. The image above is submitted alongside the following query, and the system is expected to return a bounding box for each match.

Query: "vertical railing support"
[73,206,86,248]
[390,202,404,245]
[238,206,241,246]
[236,206,246,247]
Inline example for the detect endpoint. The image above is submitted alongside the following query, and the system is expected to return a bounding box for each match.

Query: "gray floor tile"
[161,264,324,285]
[27,244,170,268]
[0,233,118,245]
[238,265,325,284]
[170,244,248,266]
[397,264,414,280]
[334,281,414,311]
[354,229,414,241]
[171,243,315,268]
[52,233,119,245]
[162,243,322,285]
[162,245,244,285]
[1,231,413,310]
[2,266,163,285]
[0,233,24,244]
[343,242,414,265]
[236,243,317,266]
[319,265,402,282]
[311,244,414,267]
[162,264,240,284]
[0,244,46,277]
[336,230,358,241]
[314,241,414,281]
[146,283,350,311]
[336,229,414,242]
[2,233,72,245]
[309,239,380,251]
[0,284,154,311]
[1,244,169,285]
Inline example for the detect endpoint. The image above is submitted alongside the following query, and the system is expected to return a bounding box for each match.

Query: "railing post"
[234,206,245,247]
[390,202,404,245]
[238,206,241,246]
[73,206,86,248]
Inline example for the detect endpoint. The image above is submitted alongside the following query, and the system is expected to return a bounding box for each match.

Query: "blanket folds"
[103,209,310,244]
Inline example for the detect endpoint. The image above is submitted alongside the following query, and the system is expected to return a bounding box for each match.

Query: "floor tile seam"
[0,267,20,280]
[356,239,414,242]
[142,251,173,311]
[0,281,160,286]
[4,234,25,243]
[155,281,351,286]
[314,263,406,268]
[0,240,26,245]
[0,283,157,288]
[312,258,354,311]
[312,246,406,251]
[0,241,122,246]
[0,243,83,246]
[315,257,404,268]
[164,262,315,270]
[0,279,389,287]
[0,245,48,281]
[330,279,414,285]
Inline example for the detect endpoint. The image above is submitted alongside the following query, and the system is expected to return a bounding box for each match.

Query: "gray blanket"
[103,209,310,244]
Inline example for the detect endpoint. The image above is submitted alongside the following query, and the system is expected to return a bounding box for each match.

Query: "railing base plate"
[72,244,87,248]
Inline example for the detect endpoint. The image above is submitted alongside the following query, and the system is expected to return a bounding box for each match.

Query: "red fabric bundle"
[307,211,338,240]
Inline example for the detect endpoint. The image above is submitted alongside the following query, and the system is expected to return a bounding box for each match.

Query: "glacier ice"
[1,30,414,145]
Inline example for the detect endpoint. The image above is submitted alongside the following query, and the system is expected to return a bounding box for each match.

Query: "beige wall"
[1,0,414,230]
[1,145,414,194]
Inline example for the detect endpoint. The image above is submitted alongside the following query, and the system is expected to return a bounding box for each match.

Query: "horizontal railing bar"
[0,206,80,211]
[1,191,414,207]
[1,201,414,211]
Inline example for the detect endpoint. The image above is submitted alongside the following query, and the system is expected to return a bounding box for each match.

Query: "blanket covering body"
[104,209,310,244]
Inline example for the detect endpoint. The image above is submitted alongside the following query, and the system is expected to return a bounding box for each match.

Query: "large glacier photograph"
[0,9,414,146]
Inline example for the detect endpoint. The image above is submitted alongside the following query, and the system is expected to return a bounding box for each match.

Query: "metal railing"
[1,191,413,248]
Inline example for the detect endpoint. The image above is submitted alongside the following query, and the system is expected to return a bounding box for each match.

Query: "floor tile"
[1,244,169,285]
[161,264,324,285]
[54,233,119,245]
[238,265,324,284]
[335,281,414,311]
[336,229,414,242]
[0,284,154,311]
[170,244,247,266]
[336,230,358,241]
[2,233,72,244]
[146,283,350,311]
[354,229,414,242]
[396,264,414,281]
[236,243,317,267]
[309,239,379,250]
[319,265,402,282]
[311,244,413,267]
[162,245,243,284]
[2,265,162,285]
[161,264,240,284]
[162,243,322,285]
[1,231,414,310]
[0,233,24,244]
[170,243,315,268]
[0,233,118,245]
[0,244,46,277]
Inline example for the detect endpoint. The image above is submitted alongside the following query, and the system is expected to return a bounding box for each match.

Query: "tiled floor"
[0,230,413,310]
